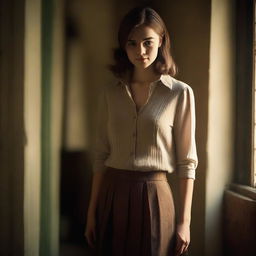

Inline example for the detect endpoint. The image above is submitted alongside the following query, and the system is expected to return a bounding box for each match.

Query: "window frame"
[252,0,256,187]
[234,0,254,187]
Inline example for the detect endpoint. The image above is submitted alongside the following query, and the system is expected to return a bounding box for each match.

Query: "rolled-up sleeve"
[92,88,110,173]
[173,86,198,179]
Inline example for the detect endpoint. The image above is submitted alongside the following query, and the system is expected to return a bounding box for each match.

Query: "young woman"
[85,6,198,256]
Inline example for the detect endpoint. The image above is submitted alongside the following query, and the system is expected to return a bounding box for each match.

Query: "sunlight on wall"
[24,0,41,255]
[206,0,236,255]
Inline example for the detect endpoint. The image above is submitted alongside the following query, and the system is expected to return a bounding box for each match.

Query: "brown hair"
[108,6,178,79]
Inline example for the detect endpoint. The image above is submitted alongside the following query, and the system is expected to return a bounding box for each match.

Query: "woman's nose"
[136,44,145,55]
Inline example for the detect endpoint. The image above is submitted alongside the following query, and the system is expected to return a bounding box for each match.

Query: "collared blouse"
[92,74,198,179]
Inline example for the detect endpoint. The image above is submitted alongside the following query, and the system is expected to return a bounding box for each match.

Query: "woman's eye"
[144,41,153,46]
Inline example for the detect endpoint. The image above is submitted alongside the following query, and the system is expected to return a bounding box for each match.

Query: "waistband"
[104,166,168,181]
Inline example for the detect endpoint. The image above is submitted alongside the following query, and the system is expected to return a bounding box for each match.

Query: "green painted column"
[40,0,54,255]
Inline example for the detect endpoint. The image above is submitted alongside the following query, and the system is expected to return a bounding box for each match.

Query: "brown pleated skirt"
[92,166,176,256]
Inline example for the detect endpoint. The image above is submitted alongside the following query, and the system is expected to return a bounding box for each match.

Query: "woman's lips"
[136,57,148,62]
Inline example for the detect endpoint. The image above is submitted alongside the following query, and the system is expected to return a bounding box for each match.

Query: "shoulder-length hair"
[108,6,178,79]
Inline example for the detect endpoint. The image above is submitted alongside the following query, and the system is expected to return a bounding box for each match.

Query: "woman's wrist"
[177,218,191,226]
[88,201,97,211]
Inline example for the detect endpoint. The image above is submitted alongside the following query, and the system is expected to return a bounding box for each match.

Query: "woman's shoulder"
[159,75,196,103]
[163,75,193,92]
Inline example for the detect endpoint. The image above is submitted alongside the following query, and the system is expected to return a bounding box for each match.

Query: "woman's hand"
[84,171,105,249]
[174,222,190,256]
[84,209,97,249]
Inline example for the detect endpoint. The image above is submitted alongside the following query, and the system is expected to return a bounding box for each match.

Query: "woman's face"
[125,25,162,70]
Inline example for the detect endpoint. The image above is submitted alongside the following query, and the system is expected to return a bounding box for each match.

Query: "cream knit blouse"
[92,74,198,179]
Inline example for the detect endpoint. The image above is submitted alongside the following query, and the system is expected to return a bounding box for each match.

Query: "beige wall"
[24,0,42,255]
[65,38,87,150]
[206,0,236,255]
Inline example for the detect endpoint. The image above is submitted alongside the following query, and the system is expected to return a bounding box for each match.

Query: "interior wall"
[65,37,87,150]
[24,0,42,255]
[206,0,236,255]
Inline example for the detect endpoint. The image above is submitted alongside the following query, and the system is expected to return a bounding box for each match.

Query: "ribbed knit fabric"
[92,74,198,179]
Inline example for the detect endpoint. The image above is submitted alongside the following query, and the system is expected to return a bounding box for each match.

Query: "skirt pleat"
[126,182,144,255]
[93,166,176,256]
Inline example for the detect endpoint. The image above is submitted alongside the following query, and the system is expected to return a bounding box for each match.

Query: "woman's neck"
[131,66,160,84]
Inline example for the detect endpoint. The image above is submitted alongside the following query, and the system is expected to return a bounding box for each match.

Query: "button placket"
[124,84,139,113]
[131,110,138,163]
[137,81,158,115]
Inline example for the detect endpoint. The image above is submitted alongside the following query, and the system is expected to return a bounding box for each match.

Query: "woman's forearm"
[88,171,105,214]
[178,178,194,225]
